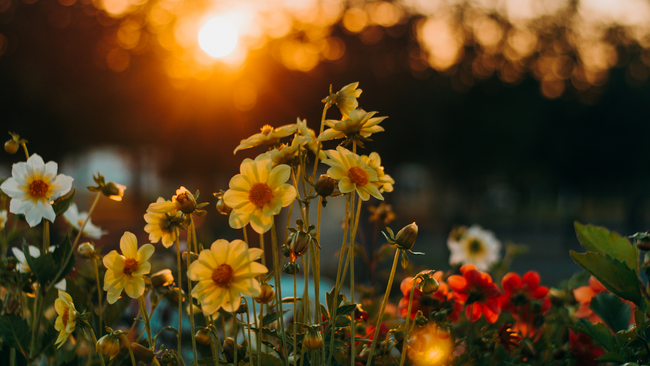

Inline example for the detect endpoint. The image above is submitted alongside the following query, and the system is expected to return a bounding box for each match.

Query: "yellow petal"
[123,275,145,299]
[137,244,155,262]
[120,232,138,259]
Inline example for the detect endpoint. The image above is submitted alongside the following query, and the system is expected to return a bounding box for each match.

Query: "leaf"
[595,352,627,363]
[262,309,290,326]
[52,235,75,284]
[575,319,616,352]
[574,222,638,271]
[23,241,56,286]
[0,314,30,354]
[570,251,642,306]
[53,188,76,217]
[282,297,301,303]
[590,292,632,332]
[400,251,408,269]
[335,304,357,317]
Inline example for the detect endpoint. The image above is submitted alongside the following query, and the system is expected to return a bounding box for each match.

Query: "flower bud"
[151,269,175,289]
[216,198,232,215]
[236,302,248,314]
[3,291,21,314]
[4,139,19,154]
[77,242,95,258]
[395,222,418,250]
[96,334,122,360]
[291,232,311,256]
[174,188,197,214]
[160,349,179,366]
[195,328,212,345]
[418,276,439,295]
[283,262,300,275]
[182,251,199,264]
[303,328,324,350]
[222,337,246,363]
[414,314,428,327]
[315,175,337,197]
[281,244,292,258]
[164,287,185,305]
[254,283,275,304]
[131,342,154,363]
[102,182,121,197]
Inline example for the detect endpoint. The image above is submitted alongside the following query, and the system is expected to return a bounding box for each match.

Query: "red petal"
[481,302,501,323]
[522,271,541,291]
[400,277,414,296]
[531,286,549,299]
[589,276,606,293]
[501,272,522,296]
[460,264,478,275]
[466,303,482,322]
[447,275,467,292]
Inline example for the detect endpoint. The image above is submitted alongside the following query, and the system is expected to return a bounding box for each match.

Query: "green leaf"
[335,304,357,317]
[570,251,642,306]
[574,222,638,271]
[52,235,75,284]
[53,188,76,217]
[0,314,30,354]
[262,309,290,326]
[595,352,627,363]
[23,241,57,286]
[590,292,632,332]
[400,251,409,269]
[575,319,616,352]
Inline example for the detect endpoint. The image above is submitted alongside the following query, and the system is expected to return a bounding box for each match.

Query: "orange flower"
[500,271,550,337]
[397,271,461,322]
[572,276,606,323]
[447,264,501,323]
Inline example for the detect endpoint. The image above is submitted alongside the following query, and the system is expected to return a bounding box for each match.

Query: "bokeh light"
[198,17,238,58]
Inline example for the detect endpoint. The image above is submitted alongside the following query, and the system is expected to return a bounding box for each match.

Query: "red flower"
[366,322,389,341]
[397,271,461,322]
[569,330,605,366]
[573,276,606,323]
[500,271,550,338]
[447,264,501,323]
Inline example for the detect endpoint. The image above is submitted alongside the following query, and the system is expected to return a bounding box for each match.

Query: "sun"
[198,17,239,58]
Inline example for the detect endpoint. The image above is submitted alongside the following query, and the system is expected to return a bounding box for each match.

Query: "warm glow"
[424,347,445,364]
[198,17,239,58]
[408,324,454,366]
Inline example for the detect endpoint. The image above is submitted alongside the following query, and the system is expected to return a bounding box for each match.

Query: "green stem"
[204,314,219,366]
[42,220,49,254]
[365,249,401,366]
[349,193,362,366]
[399,283,417,366]
[29,285,44,359]
[186,222,199,366]
[308,102,330,196]
[271,221,289,366]
[233,315,239,366]
[10,348,15,366]
[93,257,103,337]
[243,298,253,366]
[211,315,223,365]
[118,334,137,366]
[253,298,261,366]
[176,233,183,364]
[138,296,154,348]
[83,324,106,366]
[21,142,29,160]
[314,197,323,362]
[293,272,298,366]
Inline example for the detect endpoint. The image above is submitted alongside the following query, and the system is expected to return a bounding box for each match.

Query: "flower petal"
[120,232,138,258]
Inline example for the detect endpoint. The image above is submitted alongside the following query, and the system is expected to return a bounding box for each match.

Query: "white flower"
[448,225,501,271]
[12,245,66,290]
[0,210,7,231]
[63,203,107,239]
[0,154,73,227]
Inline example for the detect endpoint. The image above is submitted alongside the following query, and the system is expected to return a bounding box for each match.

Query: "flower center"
[123,258,138,275]
[77,219,85,227]
[348,166,369,186]
[249,183,273,207]
[29,180,49,198]
[62,309,69,327]
[261,125,274,135]
[466,290,485,305]
[468,239,484,254]
[211,264,234,286]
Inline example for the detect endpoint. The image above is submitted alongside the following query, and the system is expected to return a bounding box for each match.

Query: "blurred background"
[2,0,650,287]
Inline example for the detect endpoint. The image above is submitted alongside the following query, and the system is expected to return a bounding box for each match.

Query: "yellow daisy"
[223,154,296,234]
[187,239,268,314]
[233,124,297,154]
[54,290,78,348]
[322,82,363,118]
[294,118,326,160]
[103,232,154,304]
[146,186,196,214]
[144,197,180,248]
[361,152,395,193]
[317,109,387,142]
[322,146,383,201]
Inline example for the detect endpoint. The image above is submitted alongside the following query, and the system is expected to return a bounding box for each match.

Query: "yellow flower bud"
[96,334,122,360]
[195,328,213,345]
[174,188,197,214]
[131,342,154,363]
[303,328,324,350]
[77,242,95,258]
[254,283,275,304]
[315,175,337,197]
[290,232,311,256]
[418,276,439,295]
[216,198,232,215]
[395,222,418,250]
[4,139,19,154]
[151,269,175,289]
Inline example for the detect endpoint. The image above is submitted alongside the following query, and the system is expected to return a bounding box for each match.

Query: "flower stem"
[83,323,106,366]
[176,233,183,364]
[314,197,323,362]
[365,249,401,366]
[399,283,417,366]
[349,193,362,366]
[252,298,261,366]
[186,222,199,366]
[118,334,137,366]
[271,221,289,366]
[243,298,253,366]
[29,285,44,359]
[42,220,49,254]
[138,296,154,348]
[293,271,298,366]
[93,257,103,337]
[21,142,29,160]
[233,315,239,366]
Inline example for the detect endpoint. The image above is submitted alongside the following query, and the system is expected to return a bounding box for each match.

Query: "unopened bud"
[414,314,428,327]
[283,262,300,275]
[174,188,197,214]
[164,287,185,305]
[182,251,199,263]
[236,301,248,314]
[418,276,439,295]
[395,223,418,250]
[151,269,174,289]
[195,328,212,345]
[77,242,95,258]
[281,244,292,258]
[254,283,274,304]
[160,349,179,366]
[303,328,324,350]
[96,334,122,360]
[291,232,311,256]
[315,175,337,197]
[222,338,245,363]
[131,343,154,363]
[3,291,21,314]
[102,182,121,197]
[216,199,232,215]
[4,139,19,154]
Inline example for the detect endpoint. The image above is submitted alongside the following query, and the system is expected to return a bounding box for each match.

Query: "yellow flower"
[96,333,122,360]
[54,290,78,348]
[322,82,363,118]
[103,232,154,304]
[233,124,298,154]
[317,109,387,142]
[187,239,268,314]
[322,146,383,201]
[294,118,326,160]
[266,142,301,167]
[223,154,296,234]
[144,197,180,248]
[147,187,196,214]
[0,154,73,227]
[361,152,394,193]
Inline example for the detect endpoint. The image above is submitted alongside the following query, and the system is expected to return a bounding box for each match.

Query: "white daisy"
[63,203,107,239]
[12,245,66,290]
[0,154,73,227]
[448,224,501,271]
